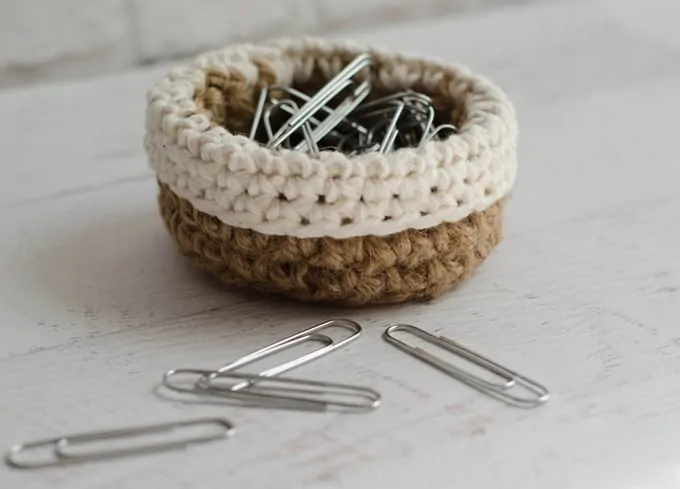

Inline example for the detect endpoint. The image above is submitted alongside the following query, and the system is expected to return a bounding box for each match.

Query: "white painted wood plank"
[1,1,680,488]
[0,68,167,208]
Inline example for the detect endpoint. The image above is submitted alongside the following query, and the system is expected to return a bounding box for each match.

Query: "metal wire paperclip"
[205,318,362,385]
[267,54,372,150]
[5,417,234,469]
[383,324,550,408]
[163,333,333,404]
[248,53,457,156]
[165,370,380,412]
[162,319,368,411]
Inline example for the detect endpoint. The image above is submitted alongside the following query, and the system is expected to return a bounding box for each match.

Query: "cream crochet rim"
[144,37,518,239]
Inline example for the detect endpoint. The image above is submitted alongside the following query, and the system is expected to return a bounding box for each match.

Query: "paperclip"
[164,368,325,410]
[263,100,289,142]
[163,333,333,397]
[348,142,380,156]
[267,54,372,149]
[269,94,341,140]
[166,370,380,412]
[352,91,432,115]
[162,319,362,397]
[249,88,269,140]
[379,102,405,153]
[414,104,436,143]
[263,99,318,154]
[163,320,364,411]
[5,418,234,469]
[379,95,434,144]
[427,123,457,141]
[383,324,550,408]
[279,99,319,154]
[295,80,371,152]
[268,85,368,138]
[282,85,369,136]
[359,108,400,155]
[247,52,463,156]
[206,318,362,384]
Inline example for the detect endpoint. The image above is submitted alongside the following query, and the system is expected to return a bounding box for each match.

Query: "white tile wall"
[0,0,136,87]
[134,0,320,61]
[0,0,556,88]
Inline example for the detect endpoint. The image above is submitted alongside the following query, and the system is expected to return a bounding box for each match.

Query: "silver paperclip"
[379,102,405,153]
[269,91,341,140]
[166,370,380,412]
[5,417,234,469]
[163,333,334,403]
[162,319,363,408]
[351,90,432,115]
[383,324,550,408]
[248,55,456,156]
[206,318,362,385]
[427,123,457,141]
[272,85,369,137]
[267,54,372,149]
[295,80,371,152]
[264,99,319,154]
[249,87,269,140]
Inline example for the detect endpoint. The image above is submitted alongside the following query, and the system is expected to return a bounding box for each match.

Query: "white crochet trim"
[144,37,518,239]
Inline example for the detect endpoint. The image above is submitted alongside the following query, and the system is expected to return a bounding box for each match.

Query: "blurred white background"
[0,0,561,88]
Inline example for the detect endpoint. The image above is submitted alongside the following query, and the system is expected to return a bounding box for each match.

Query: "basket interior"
[194,51,465,147]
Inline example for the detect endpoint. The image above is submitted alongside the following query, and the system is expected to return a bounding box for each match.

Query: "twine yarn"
[144,37,518,305]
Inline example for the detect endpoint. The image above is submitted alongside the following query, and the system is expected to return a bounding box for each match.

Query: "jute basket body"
[144,38,518,306]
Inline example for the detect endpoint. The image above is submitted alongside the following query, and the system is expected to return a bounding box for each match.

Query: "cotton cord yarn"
[145,37,518,306]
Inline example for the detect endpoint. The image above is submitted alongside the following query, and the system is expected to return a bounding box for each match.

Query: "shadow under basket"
[145,38,518,306]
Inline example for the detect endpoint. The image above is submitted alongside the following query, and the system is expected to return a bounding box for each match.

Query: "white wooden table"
[2,0,680,487]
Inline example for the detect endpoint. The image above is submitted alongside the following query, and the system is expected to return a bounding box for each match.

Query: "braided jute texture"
[159,182,504,306]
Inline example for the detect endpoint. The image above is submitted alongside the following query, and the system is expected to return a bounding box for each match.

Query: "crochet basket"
[144,38,518,306]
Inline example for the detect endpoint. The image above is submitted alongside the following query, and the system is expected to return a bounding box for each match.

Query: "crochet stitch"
[145,37,517,239]
[158,182,504,306]
[145,37,517,305]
